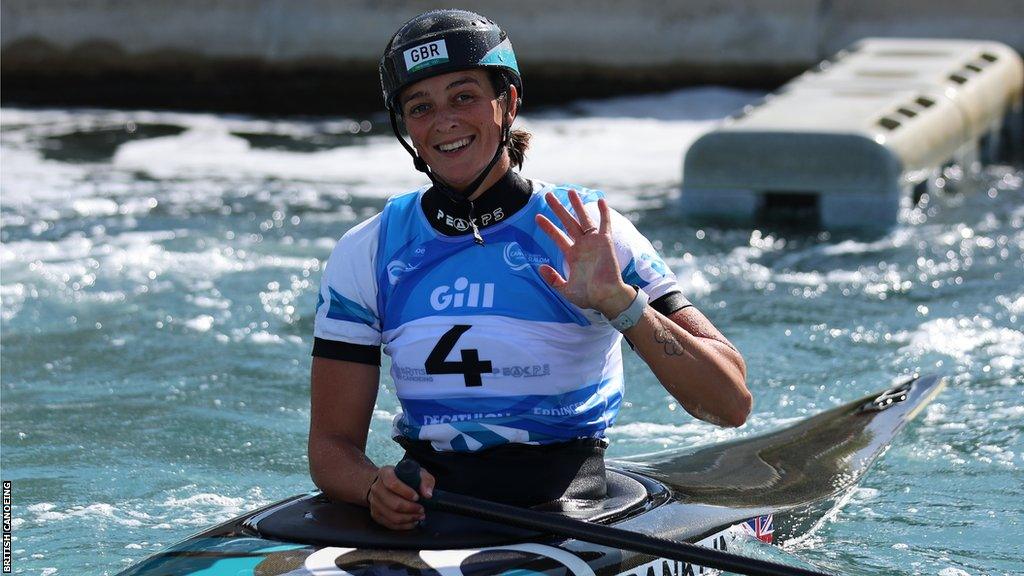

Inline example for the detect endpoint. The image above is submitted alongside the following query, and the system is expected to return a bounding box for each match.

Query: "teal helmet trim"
[479,40,519,72]
[380,9,523,112]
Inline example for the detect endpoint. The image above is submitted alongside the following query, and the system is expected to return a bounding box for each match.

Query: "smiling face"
[399,69,516,196]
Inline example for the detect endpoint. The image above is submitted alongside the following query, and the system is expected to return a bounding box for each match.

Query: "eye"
[406,102,431,117]
[454,92,476,104]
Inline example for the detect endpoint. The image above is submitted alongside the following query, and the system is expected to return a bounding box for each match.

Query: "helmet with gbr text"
[379,9,522,112]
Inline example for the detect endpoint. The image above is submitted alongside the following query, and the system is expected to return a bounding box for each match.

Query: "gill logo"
[430,277,495,310]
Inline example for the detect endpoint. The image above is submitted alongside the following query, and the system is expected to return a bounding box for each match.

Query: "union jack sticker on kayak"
[743,514,774,543]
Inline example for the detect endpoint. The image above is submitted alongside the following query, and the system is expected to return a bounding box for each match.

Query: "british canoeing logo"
[504,242,549,271]
[387,260,418,286]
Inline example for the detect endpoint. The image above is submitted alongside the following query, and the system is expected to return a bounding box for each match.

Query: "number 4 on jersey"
[425,325,493,387]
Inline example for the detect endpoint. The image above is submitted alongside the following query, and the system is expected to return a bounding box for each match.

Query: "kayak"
[116,374,945,576]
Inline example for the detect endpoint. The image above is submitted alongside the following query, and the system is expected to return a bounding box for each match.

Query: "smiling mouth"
[435,136,474,153]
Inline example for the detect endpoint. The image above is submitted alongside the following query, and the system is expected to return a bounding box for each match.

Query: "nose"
[434,103,460,132]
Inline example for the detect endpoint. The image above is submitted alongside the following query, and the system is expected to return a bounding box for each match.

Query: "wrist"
[365,470,380,505]
[601,285,649,332]
[596,284,637,318]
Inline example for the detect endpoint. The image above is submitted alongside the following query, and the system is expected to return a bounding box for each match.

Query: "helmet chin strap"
[388,105,512,246]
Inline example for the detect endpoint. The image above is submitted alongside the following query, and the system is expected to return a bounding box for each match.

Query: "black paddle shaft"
[395,459,832,576]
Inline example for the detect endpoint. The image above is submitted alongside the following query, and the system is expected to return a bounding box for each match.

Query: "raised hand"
[535,190,636,318]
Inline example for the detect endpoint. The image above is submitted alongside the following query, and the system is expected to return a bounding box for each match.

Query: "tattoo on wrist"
[653,321,685,356]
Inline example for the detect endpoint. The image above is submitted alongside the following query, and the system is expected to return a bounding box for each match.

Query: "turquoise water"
[1,91,1021,576]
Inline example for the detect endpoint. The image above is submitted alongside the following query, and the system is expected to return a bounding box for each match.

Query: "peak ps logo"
[404,39,449,72]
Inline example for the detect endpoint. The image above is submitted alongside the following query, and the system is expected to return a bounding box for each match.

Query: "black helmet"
[379,9,522,112]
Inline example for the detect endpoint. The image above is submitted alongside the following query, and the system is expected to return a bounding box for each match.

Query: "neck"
[422,168,532,237]
[446,152,512,202]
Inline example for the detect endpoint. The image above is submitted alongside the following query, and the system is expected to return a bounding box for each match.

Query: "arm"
[308,356,380,505]
[308,356,433,529]
[535,190,751,427]
[605,289,750,426]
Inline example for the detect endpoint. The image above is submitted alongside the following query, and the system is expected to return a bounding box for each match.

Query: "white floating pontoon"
[681,38,1023,228]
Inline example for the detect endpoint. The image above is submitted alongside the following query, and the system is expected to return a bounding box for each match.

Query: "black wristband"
[650,291,693,316]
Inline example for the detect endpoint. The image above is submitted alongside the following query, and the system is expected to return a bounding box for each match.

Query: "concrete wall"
[3,0,1022,113]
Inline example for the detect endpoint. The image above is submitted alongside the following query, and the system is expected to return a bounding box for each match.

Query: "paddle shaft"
[395,460,832,576]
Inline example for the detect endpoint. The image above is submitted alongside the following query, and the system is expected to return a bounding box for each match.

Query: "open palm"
[535,190,632,317]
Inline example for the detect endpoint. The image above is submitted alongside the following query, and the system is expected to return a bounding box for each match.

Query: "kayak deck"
[250,468,665,549]
[117,374,944,576]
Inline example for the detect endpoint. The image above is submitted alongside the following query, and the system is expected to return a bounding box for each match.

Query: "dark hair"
[506,128,531,170]
[489,70,531,170]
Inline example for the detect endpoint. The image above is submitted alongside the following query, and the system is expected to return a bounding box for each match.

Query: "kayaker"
[308,8,751,531]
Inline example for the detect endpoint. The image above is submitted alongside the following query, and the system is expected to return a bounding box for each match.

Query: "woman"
[309,9,750,531]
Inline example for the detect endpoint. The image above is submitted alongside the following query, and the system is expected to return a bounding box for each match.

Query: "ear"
[506,84,520,122]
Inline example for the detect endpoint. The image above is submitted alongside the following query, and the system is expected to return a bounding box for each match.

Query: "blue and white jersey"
[314,181,684,452]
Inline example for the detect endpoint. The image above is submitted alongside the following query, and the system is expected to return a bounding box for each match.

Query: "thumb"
[538,264,567,290]
[420,469,436,499]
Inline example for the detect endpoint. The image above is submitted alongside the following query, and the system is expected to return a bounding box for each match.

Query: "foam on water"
[3,92,745,224]
[606,420,741,449]
[113,127,414,189]
[899,316,1024,363]
[2,88,1022,575]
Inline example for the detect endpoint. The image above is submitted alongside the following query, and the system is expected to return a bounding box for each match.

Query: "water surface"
[1,89,1021,575]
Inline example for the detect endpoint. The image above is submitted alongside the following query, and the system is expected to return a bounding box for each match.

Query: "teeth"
[438,137,471,152]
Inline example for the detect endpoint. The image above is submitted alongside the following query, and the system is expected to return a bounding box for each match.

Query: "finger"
[369,496,423,520]
[376,485,425,515]
[378,503,424,523]
[379,466,419,501]
[536,214,573,254]
[538,264,567,289]
[372,473,425,515]
[598,198,612,235]
[369,500,424,531]
[368,493,424,528]
[370,505,423,530]
[544,192,583,237]
[568,189,597,232]
[420,469,436,499]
